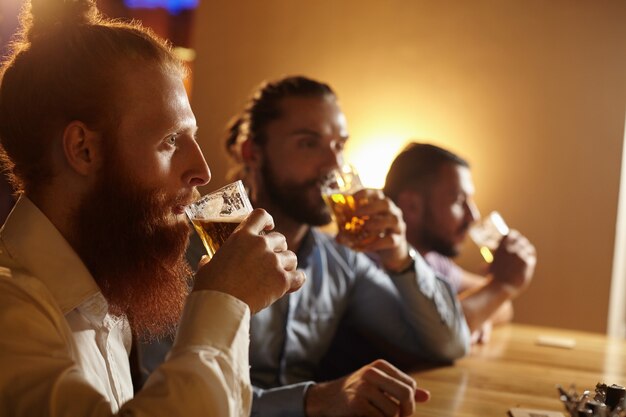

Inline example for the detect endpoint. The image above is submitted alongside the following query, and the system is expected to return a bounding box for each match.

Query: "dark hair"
[384,143,469,202]
[0,0,185,195]
[224,76,335,181]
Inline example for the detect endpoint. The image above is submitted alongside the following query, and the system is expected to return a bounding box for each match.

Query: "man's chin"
[164,211,191,228]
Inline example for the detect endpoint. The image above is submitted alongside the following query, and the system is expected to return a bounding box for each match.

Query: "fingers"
[370,360,417,393]
[337,189,407,253]
[415,388,431,403]
[239,208,275,234]
[197,255,211,269]
[491,229,536,293]
[275,247,306,293]
[263,231,288,253]
[363,361,417,417]
[193,206,306,313]
[359,383,399,417]
[360,214,402,237]
[285,270,306,293]
[372,360,430,407]
[501,230,536,259]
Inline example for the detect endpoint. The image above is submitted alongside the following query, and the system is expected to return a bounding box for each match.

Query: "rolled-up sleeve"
[348,250,470,363]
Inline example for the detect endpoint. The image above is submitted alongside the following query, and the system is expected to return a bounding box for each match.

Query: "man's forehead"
[276,95,347,131]
[433,163,474,193]
[117,67,195,132]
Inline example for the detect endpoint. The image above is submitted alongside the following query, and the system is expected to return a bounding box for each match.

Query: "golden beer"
[191,217,243,258]
[323,192,376,249]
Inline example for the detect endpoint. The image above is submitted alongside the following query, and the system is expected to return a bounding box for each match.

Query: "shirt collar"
[0,196,101,315]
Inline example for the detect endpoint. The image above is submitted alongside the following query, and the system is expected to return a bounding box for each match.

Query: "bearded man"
[384,143,536,343]
[224,76,471,417]
[0,1,304,416]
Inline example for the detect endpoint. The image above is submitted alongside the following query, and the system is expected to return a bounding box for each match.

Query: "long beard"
[71,153,193,341]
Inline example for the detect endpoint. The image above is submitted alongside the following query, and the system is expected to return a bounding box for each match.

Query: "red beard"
[70,146,195,341]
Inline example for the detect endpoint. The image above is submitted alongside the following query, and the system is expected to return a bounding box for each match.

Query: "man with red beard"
[384,143,536,343]
[0,1,304,416]
[224,76,471,417]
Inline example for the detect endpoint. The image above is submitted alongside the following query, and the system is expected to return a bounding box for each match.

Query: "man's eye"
[299,138,317,148]
[165,135,178,146]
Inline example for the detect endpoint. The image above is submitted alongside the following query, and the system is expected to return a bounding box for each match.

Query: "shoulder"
[310,229,372,266]
[0,255,64,326]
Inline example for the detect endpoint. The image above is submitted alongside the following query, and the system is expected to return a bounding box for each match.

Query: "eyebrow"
[288,128,321,137]
[167,124,199,136]
[288,129,349,141]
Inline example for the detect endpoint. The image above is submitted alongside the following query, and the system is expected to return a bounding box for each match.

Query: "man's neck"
[405,230,428,257]
[252,194,310,254]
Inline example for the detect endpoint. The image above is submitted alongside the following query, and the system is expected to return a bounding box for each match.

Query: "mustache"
[175,188,202,208]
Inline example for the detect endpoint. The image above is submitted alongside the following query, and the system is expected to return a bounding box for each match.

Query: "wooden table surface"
[410,324,626,416]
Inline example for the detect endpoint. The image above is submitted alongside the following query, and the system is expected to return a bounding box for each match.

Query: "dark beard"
[71,148,193,341]
[261,159,332,226]
[419,226,460,258]
[420,206,465,258]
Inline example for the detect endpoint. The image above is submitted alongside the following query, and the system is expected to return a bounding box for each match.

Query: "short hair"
[384,143,469,202]
[0,0,185,195]
[224,76,335,180]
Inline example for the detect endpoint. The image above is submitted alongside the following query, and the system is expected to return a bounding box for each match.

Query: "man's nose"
[322,143,342,172]
[185,140,211,187]
[466,201,480,224]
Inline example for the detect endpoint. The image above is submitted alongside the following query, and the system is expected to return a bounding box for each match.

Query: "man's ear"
[241,138,263,169]
[396,190,424,224]
[62,121,101,176]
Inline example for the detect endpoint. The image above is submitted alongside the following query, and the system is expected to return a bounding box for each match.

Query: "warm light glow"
[479,246,494,264]
[345,134,413,189]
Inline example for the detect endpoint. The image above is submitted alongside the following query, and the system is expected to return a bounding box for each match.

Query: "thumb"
[239,208,274,235]
[415,388,431,403]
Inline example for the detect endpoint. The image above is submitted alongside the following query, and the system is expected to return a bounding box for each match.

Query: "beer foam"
[197,216,247,223]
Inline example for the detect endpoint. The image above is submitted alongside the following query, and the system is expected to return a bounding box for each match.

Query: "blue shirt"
[250,229,470,417]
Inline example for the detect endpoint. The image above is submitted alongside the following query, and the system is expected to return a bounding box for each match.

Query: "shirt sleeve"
[423,251,463,293]
[347,250,471,363]
[0,274,252,417]
[251,382,314,417]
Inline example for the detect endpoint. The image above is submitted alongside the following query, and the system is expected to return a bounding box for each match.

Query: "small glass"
[185,180,253,259]
[321,164,375,249]
[468,211,510,263]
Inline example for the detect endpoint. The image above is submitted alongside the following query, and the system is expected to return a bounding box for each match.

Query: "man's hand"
[490,229,536,298]
[470,320,493,344]
[305,359,430,417]
[193,208,306,313]
[336,188,412,273]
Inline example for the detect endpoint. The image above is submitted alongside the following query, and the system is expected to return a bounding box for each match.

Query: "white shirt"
[0,197,252,417]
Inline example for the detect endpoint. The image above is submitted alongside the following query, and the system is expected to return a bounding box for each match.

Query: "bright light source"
[345,134,412,190]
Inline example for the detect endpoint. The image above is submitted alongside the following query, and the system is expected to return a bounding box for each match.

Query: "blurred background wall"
[2,0,626,333]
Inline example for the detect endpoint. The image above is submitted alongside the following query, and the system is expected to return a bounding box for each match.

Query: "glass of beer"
[185,180,252,259]
[469,211,509,263]
[321,164,375,249]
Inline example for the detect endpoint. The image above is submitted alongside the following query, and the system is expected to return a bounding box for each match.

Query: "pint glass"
[321,164,375,249]
[185,180,252,259]
[468,211,509,263]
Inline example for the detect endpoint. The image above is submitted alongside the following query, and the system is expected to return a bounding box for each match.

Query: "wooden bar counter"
[410,324,626,416]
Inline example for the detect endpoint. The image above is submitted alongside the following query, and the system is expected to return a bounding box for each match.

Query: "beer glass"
[185,180,252,259]
[321,164,375,249]
[468,211,509,263]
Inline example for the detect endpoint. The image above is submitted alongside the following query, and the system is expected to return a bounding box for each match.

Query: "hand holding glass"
[321,164,377,249]
[468,211,509,263]
[185,180,253,259]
